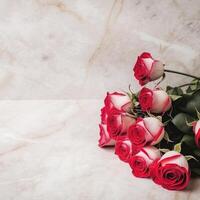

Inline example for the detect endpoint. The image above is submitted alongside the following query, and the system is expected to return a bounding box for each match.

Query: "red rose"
[107,110,136,139]
[129,146,161,178]
[128,117,164,149]
[139,87,171,113]
[193,120,200,148]
[133,52,164,85]
[104,92,132,112]
[151,151,190,190]
[115,137,136,162]
[98,124,115,147]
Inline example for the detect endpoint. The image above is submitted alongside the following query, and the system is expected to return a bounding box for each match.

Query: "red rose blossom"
[133,52,164,85]
[128,117,164,149]
[107,110,136,139]
[129,146,161,178]
[139,87,171,113]
[115,137,136,162]
[151,151,190,190]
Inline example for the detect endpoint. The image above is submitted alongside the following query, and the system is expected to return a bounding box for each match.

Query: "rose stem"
[164,69,200,80]
[177,83,197,88]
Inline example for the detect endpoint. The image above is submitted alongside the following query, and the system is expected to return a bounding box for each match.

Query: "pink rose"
[98,124,115,147]
[104,92,132,112]
[139,87,171,113]
[193,120,200,148]
[133,52,164,85]
[107,110,136,139]
[128,117,164,149]
[115,137,135,162]
[129,146,161,178]
[151,151,190,190]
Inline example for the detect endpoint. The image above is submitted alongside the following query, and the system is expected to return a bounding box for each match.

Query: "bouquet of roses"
[98,52,200,191]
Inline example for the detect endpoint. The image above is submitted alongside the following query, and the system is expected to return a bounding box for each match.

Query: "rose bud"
[133,52,164,85]
[193,120,200,148]
[151,151,190,190]
[139,87,171,113]
[104,92,132,112]
[128,117,164,149]
[98,124,115,147]
[107,110,136,139]
[115,137,135,162]
[129,146,161,178]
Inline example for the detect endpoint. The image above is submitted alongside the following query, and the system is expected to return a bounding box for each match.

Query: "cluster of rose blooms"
[98,52,200,190]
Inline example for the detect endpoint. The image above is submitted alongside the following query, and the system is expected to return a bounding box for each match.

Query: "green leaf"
[183,89,200,115]
[169,94,182,101]
[186,79,200,94]
[174,143,181,152]
[185,155,198,162]
[181,134,196,150]
[193,149,200,157]
[172,113,194,133]
[181,134,195,147]
[166,86,183,96]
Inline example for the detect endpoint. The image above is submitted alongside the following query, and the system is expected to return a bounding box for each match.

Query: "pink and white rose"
[104,92,132,112]
[129,146,161,178]
[139,87,171,113]
[115,137,135,162]
[151,151,190,190]
[133,52,164,85]
[128,117,164,149]
[107,110,136,139]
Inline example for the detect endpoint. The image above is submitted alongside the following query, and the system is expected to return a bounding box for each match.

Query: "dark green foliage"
[164,80,200,176]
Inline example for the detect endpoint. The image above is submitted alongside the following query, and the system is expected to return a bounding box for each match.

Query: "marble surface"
[0,100,199,200]
[0,0,200,199]
[0,0,200,99]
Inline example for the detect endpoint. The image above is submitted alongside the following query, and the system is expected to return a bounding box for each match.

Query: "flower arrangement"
[98,52,200,191]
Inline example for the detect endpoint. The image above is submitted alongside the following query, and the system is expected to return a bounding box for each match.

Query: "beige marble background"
[0,0,199,99]
[0,0,200,200]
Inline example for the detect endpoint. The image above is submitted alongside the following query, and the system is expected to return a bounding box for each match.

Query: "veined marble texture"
[0,0,199,99]
[0,1,200,199]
